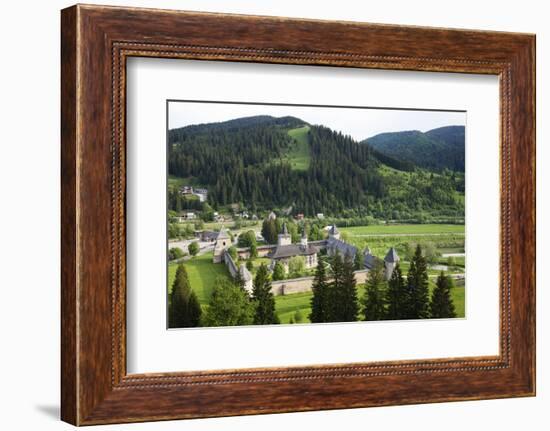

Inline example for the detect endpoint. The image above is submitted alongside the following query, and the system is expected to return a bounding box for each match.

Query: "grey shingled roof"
[326,237,357,258]
[384,247,399,263]
[201,230,218,240]
[271,244,318,259]
[364,253,381,270]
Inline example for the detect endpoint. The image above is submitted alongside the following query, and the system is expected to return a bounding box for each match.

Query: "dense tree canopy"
[168,116,465,219]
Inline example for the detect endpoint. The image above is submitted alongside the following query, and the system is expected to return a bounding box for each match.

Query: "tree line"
[309,244,456,323]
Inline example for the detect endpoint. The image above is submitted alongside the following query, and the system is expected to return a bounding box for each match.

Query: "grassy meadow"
[168,252,230,304]
[285,126,311,171]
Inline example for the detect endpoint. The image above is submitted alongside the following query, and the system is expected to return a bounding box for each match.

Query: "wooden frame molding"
[61,4,535,425]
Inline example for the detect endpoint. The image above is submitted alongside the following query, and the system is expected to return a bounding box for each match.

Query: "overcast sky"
[168,101,465,141]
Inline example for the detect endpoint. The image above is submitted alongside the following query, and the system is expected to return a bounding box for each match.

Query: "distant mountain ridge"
[363,125,465,172]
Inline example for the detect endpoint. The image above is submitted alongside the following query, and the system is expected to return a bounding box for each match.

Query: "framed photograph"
[61,4,535,425]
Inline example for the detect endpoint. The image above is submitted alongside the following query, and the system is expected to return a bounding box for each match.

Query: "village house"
[196,230,218,243]
[179,185,208,202]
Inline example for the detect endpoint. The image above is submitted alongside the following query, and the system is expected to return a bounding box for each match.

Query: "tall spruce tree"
[309,260,330,323]
[233,268,246,292]
[187,290,202,327]
[337,253,359,321]
[406,244,430,319]
[328,252,345,322]
[385,262,407,320]
[353,250,364,270]
[429,272,457,318]
[362,261,387,321]
[261,219,278,244]
[169,263,202,328]
[252,264,279,324]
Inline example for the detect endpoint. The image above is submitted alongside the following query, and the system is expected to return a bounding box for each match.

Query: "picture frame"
[61,4,535,425]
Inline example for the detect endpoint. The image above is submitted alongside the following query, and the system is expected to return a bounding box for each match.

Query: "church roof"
[271,244,318,259]
[364,252,381,270]
[384,247,399,263]
[326,236,357,258]
[216,228,230,240]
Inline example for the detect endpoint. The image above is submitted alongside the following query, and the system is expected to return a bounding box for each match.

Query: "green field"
[168,251,230,304]
[285,126,311,170]
[340,224,465,236]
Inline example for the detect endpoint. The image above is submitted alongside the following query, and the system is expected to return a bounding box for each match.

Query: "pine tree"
[233,268,245,291]
[328,252,345,322]
[169,264,202,328]
[309,260,330,323]
[429,272,457,318]
[353,250,363,270]
[187,290,202,326]
[362,261,386,321]
[261,219,278,244]
[406,244,430,319]
[337,253,359,321]
[385,263,407,320]
[252,264,279,324]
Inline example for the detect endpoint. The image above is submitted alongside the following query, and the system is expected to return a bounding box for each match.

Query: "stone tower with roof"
[300,229,308,248]
[213,227,232,263]
[328,224,340,240]
[383,247,400,280]
[278,223,292,246]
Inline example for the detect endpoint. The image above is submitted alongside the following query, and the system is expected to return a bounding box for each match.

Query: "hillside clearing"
[285,125,311,170]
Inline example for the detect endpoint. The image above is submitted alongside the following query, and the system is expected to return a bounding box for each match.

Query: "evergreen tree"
[187,290,202,327]
[261,219,278,244]
[429,272,457,318]
[202,277,254,327]
[252,264,279,324]
[362,261,386,321]
[353,250,363,270]
[385,263,407,320]
[336,253,359,321]
[309,260,330,323]
[233,268,245,291]
[328,252,345,322]
[169,264,201,328]
[272,261,286,281]
[406,244,430,319]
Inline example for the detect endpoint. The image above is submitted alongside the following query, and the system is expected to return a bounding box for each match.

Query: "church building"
[269,223,318,274]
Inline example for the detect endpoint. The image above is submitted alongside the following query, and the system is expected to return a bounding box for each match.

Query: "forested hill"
[168,116,465,220]
[363,125,465,172]
[168,115,305,142]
